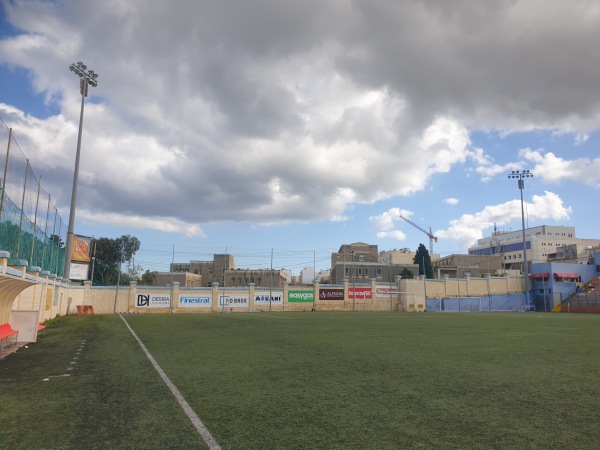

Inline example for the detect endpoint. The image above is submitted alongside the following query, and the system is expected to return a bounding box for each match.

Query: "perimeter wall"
[3,250,528,320]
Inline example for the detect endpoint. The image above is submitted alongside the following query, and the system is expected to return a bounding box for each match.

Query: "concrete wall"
[9,273,530,316]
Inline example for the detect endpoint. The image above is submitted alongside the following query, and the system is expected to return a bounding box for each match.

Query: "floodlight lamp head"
[77,61,83,67]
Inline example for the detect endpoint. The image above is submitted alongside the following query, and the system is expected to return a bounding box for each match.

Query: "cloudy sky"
[1,0,598,273]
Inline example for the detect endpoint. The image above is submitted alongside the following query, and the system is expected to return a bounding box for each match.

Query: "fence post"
[15,159,29,259]
[0,128,12,222]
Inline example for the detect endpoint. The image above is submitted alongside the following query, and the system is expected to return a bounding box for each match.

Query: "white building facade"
[468,225,600,273]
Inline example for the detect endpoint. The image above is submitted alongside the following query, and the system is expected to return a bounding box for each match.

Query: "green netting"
[0,118,67,277]
[0,193,65,276]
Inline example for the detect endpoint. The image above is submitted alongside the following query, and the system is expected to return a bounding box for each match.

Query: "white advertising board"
[376,286,398,298]
[69,262,89,281]
[136,293,171,308]
[219,293,249,307]
[179,294,212,308]
[254,291,283,305]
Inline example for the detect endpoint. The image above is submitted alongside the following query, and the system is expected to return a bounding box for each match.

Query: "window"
[376,268,382,275]
[345,268,349,275]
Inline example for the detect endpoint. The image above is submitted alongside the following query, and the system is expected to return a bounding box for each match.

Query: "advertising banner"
[72,235,92,263]
[136,293,171,308]
[319,288,344,300]
[348,287,372,300]
[69,262,89,281]
[219,293,249,307]
[288,290,314,303]
[179,294,212,308]
[376,286,398,298]
[254,291,283,305]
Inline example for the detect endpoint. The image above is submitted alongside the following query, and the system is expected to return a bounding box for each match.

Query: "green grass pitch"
[1,312,599,449]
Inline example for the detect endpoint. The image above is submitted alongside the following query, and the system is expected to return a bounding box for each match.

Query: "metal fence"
[0,117,66,276]
[426,294,530,312]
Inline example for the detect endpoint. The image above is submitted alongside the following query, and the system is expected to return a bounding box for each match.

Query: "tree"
[400,268,415,279]
[49,234,64,248]
[414,243,434,279]
[139,270,157,286]
[91,235,141,285]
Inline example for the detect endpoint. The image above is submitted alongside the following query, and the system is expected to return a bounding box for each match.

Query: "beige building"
[153,272,202,287]
[379,248,440,265]
[331,243,421,284]
[331,243,379,268]
[225,269,288,288]
[432,254,503,278]
[171,254,234,287]
[330,261,420,284]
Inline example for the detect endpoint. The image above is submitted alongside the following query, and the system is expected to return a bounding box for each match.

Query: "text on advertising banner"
[348,287,372,300]
[319,288,344,300]
[376,287,398,298]
[219,294,249,307]
[136,294,171,308]
[288,290,314,303]
[69,262,89,281]
[254,291,283,304]
[179,294,212,308]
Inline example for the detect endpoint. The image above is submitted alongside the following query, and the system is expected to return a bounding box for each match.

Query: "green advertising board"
[287,290,314,303]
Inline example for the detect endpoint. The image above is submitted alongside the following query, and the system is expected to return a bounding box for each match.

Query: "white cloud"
[376,230,408,241]
[370,208,429,242]
[1,1,600,238]
[77,210,205,237]
[521,148,600,186]
[574,132,590,145]
[444,198,459,205]
[436,191,572,248]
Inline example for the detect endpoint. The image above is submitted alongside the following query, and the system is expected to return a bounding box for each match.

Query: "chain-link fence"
[0,117,66,276]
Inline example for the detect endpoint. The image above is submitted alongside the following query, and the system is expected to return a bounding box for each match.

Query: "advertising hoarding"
[136,293,171,308]
[72,235,92,263]
[319,288,344,300]
[288,290,314,303]
[179,294,212,308]
[376,286,398,298]
[69,262,89,281]
[219,293,249,307]
[348,287,372,300]
[254,291,283,305]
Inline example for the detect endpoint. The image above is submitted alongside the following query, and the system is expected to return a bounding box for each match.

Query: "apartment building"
[468,225,600,273]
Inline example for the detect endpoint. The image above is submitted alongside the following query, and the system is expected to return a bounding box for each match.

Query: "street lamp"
[63,62,98,280]
[508,169,533,305]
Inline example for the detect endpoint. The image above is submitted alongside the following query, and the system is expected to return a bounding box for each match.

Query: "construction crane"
[397,212,438,255]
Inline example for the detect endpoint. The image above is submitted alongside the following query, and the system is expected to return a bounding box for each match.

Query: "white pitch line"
[119,315,221,450]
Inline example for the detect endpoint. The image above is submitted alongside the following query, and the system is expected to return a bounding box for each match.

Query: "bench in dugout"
[0,323,19,350]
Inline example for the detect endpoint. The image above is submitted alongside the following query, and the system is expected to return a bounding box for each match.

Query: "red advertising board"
[348,287,372,300]
[319,288,344,300]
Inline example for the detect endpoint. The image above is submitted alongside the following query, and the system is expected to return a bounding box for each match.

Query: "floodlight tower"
[63,62,98,280]
[507,170,533,291]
